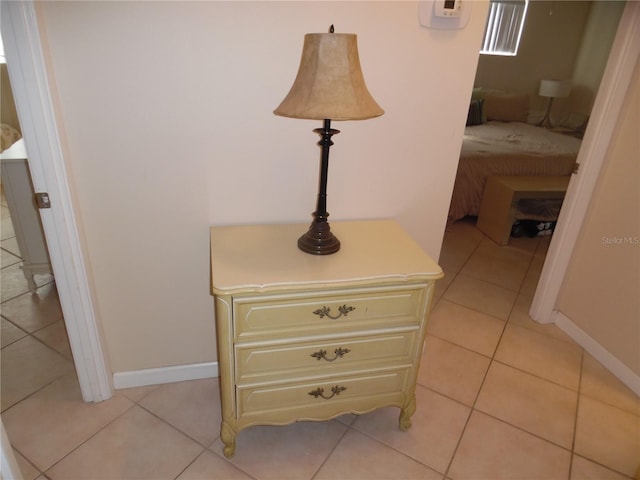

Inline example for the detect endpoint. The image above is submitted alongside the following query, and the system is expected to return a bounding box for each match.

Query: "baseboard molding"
[553,310,640,397]
[113,362,219,390]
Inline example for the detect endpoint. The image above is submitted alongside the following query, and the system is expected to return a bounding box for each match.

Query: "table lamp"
[537,79,571,128]
[274,26,384,255]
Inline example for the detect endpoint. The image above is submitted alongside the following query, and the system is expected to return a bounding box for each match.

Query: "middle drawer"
[235,330,418,385]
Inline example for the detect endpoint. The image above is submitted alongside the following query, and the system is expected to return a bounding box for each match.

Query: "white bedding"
[461,121,581,157]
[449,122,581,222]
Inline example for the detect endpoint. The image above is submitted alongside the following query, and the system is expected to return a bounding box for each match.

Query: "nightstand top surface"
[210,220,442,295]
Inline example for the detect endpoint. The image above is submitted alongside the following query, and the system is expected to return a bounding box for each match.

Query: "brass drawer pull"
[308,385,347,400]
[312,304,355,319]
[310,347,351,362]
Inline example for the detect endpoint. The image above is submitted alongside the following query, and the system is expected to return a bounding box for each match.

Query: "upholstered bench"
[477,175,570,245]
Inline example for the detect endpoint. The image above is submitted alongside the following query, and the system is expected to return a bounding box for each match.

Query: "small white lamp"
[537,79,571,128]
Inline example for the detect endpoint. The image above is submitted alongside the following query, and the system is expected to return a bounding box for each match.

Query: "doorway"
[448,1,625,322]
[1,1,111,403]
[1,45,72,412]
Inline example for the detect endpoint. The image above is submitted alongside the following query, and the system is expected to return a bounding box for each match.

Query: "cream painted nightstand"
[210,220,443,458]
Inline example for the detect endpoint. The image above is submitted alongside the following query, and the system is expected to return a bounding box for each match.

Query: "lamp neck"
[296,119,342,255]
[313,119,340,219]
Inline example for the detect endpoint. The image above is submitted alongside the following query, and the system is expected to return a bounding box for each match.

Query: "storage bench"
[477,175,570,245]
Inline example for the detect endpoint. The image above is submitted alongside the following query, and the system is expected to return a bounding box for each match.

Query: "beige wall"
[474,1,591,114]
[1,64,21,133]
[35,1,489,374]
[474,1,623,122]
[570,1,625,117]
[557,57,640,377]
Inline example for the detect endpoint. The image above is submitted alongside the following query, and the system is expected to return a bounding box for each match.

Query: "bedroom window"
[481,0,529,56]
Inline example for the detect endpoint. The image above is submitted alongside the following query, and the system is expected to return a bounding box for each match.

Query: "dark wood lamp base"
[298,119,341,255]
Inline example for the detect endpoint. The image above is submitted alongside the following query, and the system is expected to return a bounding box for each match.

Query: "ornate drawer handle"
[310,347,351,362]
[308,385,347,400]
[312,304,355,319]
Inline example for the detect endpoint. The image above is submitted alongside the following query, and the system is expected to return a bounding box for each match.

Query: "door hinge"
[572,162,580,174]
[34,192,51,209]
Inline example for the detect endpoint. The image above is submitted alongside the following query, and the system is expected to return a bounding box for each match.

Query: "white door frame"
[1,419,23,480]
[530,1,640,324]
[1,1,112,402]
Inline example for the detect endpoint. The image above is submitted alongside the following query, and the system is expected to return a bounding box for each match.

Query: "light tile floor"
[1,210,639,480]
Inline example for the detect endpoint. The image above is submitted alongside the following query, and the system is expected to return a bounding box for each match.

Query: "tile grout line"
[439,225,511,477]
[309,421,353,480]
[207,446,261,480]
[127,385,257,480]
[0,278,57,305]
[441,297,512,478]
[130,388,259,480]
[570,453,636,480]
[424,328,582,394]
[439,269,582,478]
[135,401,216,449]
[443,224,545,297]
[437,228,485,299]
[170,446,209,480]
[515,242,539,293]
[10,400,135,479]
[439,246,637,480]
[1,367,71,416]
[344,412,452,478]
[0,246,22,260]
[40,402,137,478]
[568,350,585,480]
[428,223,637,478]
[0,313,31,349]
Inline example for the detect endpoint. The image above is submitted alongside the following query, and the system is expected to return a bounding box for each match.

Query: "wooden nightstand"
[210,220,442,457]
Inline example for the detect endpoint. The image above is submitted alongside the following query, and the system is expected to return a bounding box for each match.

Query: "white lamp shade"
[274,33,383,121]
[538,79,572,98]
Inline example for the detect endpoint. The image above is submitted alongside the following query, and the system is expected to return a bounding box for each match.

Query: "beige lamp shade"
[538,79,572,98]
[274,33,384,121]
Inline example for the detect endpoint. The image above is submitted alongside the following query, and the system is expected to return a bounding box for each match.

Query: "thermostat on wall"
[419,0,471,29]
[435,0,461,17]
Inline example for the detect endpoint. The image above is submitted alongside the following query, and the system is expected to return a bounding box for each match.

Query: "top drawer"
[232,284,428,341]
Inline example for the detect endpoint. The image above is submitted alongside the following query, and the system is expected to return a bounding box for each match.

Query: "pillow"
[0,124,22,152]
[466,98,484,126]
[484,93,530,122]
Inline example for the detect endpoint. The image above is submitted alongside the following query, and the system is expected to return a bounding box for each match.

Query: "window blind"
[481,0,529,56]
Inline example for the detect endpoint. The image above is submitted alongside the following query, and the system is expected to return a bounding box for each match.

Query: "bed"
[448,92,582,222]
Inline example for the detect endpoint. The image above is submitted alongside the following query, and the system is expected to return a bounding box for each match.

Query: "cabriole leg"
[399,394,416,431]
[220,421,237,458]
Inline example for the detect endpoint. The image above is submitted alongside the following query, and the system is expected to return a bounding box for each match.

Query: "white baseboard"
[553,311,640,397]
[113,362,219,390]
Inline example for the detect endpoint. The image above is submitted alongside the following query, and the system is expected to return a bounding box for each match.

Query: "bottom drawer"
[237,368,409,418]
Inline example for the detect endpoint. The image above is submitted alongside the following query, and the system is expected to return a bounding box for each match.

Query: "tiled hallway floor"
[1,212,639,480]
